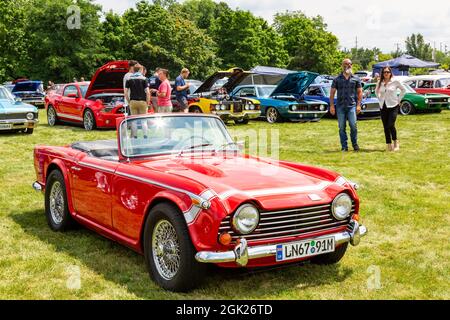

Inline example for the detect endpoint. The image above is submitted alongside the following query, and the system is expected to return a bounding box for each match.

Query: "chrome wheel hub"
[401,103,411,115]
[84,112,93,130]
[49,181,64,225]
[152,220,181,280]
[267,108,277,123]
[48,108,56,125]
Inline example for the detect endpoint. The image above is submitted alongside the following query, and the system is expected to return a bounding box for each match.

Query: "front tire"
[234,118,249,125]
[266,107,282,123]
[45,170,75,231]
[143,203,205,292]
[311,243,348,265]
[23,128,34,134]
[399,101,415,115]
[83,109,96,131]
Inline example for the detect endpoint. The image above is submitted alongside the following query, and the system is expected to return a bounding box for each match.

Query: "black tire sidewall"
[45,170,73,231]
[143,202,204,292]
[311,242,348,265]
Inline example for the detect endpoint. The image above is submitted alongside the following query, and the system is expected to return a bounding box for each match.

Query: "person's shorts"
[129,100,148,115]
[157,105,173,113]
[177,97,189,111]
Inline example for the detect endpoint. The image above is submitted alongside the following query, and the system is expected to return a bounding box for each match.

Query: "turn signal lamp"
[219,232,232,245]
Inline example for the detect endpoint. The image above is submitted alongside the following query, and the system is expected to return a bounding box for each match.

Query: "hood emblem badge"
[308,194,322,201]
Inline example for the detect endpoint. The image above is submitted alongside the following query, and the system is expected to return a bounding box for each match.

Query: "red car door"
[70,152,119,228]
[60,85,83,122]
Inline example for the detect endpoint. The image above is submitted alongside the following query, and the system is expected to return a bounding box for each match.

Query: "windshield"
[120,116,233,158]
[0,87,15,100]
[436,78,450,88]
[12,82,44,93]
[257,86,276,98]
[321,85,331,96]
[79,85,89,98]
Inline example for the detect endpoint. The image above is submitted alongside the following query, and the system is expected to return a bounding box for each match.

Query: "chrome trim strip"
[78,161,116,174]
[287,110,327,114]
[0,119,38,124]
[56,112,83,121]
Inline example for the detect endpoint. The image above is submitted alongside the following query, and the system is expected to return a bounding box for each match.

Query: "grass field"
[0,110,449,300]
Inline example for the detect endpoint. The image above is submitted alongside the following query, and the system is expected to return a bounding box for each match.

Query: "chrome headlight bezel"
[26,112,34,120]
[220,104,227,111]
[331,193,353,220]
[232,204,260,235]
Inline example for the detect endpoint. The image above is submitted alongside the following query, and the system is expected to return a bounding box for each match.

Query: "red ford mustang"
[44,61,130,130]
[32,114,367,292]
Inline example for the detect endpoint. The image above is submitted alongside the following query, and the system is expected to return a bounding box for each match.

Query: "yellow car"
[188,68,261,124]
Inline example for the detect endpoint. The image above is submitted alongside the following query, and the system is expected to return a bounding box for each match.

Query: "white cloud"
[93,0,450,53]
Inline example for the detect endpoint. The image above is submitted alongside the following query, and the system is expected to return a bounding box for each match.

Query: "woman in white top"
[375,66,407,151]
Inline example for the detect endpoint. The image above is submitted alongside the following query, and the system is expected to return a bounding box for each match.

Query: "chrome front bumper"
[195,220,367,267]
[213,110,261,120]
[0,119,38,130]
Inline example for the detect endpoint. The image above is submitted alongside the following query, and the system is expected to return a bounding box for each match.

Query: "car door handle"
[72,166,82,172]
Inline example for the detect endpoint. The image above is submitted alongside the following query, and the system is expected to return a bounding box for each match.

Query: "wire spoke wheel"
[49,181,64,225]
[152,220,181,280]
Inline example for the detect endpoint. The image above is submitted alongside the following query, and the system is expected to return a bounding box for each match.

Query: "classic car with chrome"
[363,82,449,115]
[231,72,328,123]
[404,75,450,109]
[189,68,261,124]
[32,114,367,292]
[44,61,130,130]
[11,80,46,107]
[170,79,203,112]
[305,83,381,118]
[0,85,38,134]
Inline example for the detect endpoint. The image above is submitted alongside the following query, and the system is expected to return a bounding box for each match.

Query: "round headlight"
[250,104,255,110]
[331,193,353,220]
[232,204,260,234]
[291,105,298,111]
[320,105,326,111]
[26,112,34,120]
[245,105,250,110]
[425,99,429,104]
[215,105,220,111]
[221,104,227,111]
[362,104,367,110]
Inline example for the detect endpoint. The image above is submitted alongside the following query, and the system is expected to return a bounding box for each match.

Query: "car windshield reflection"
[119,115,235,158]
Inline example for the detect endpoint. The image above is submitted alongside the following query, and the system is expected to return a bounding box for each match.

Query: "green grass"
[0,110,449,299]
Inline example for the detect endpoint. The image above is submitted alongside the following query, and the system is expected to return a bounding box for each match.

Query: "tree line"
[1,0,449,84]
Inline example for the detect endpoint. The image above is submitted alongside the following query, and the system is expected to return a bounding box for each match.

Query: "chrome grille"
[0,113,28,120]
[363,103,380,112]
[219,203,354,243]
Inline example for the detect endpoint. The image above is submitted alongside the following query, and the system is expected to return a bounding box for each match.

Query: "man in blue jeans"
[329,59,363,151]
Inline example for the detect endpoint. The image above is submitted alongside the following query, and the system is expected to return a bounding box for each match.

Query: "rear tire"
[311,243,348,265]
[143,203,205,292]
[47,105,58,126]
[45,170,75,231]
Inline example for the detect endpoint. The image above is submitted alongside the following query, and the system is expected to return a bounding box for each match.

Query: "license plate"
[0,123,12,130]
[276,236,335,262]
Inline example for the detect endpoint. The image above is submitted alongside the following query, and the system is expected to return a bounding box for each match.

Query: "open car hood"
[85,60,129,98]
[194,68,251,94]
[270,71,319,98]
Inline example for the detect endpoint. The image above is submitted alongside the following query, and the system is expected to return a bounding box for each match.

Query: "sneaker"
[353,145,360,152]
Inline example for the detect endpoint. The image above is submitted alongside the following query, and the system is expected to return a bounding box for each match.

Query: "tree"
[405,33,433,61]
[210,9,289,69]
[0,0,30,82]
[273,11,343,74]
[177,0,231,30]
[120,1,220,80]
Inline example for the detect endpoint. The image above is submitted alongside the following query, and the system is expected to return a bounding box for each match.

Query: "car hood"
[271,71,319,98]
[0,99,37,113]
[195,68,251,94]
[135,155,343,212]
[85,60,129,98]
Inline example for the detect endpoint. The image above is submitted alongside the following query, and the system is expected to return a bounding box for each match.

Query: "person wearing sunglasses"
[330,58,363,152]
[375,66,406,152]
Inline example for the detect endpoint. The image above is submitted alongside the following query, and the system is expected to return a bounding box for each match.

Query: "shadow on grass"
[11,209,353,299]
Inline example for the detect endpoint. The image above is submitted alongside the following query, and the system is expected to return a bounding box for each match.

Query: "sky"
[93,0,450,53]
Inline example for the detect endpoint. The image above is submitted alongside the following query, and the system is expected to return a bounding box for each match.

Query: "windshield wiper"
[216,142,239,152]
[178,143,214,156]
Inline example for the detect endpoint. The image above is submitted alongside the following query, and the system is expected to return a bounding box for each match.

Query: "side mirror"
[67,93,78,98]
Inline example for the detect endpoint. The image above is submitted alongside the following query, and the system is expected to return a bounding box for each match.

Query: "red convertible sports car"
[32,114,367,292]
[44,61,130,130]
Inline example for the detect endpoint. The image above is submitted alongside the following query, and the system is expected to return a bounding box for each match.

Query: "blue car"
[304,83,381,118]
[11,80,45,108]
[231,72,328,123]
[0,85,39,134]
